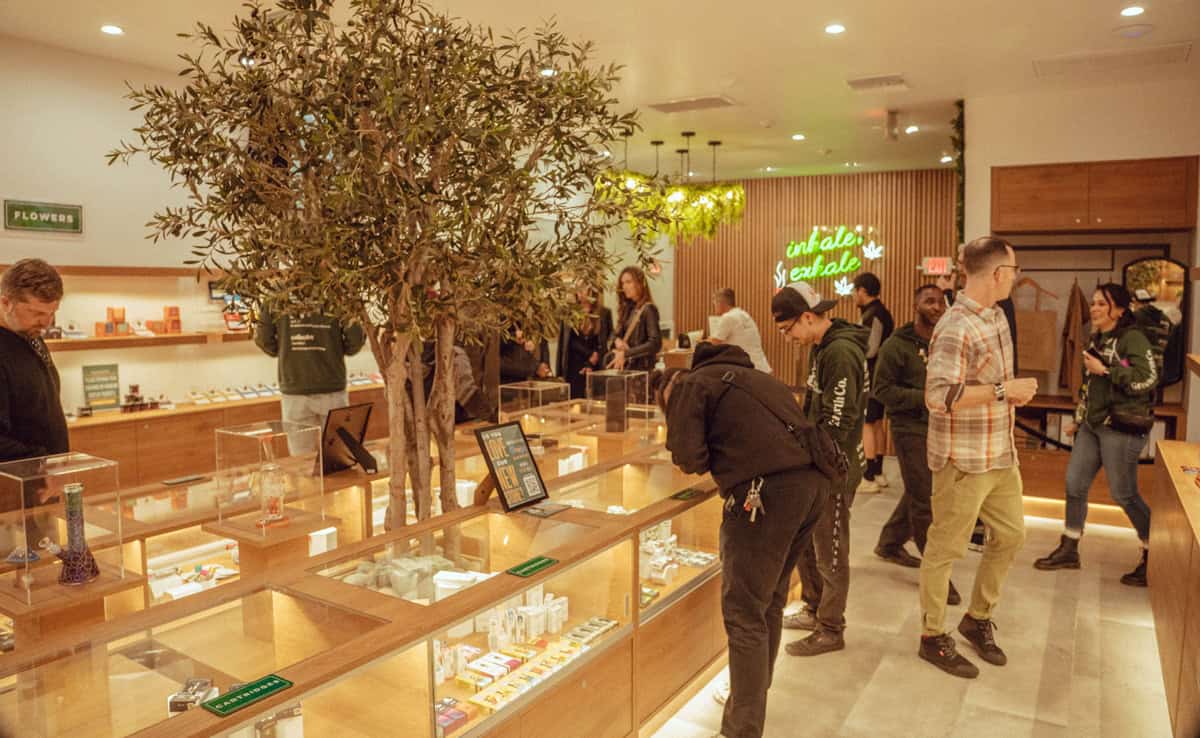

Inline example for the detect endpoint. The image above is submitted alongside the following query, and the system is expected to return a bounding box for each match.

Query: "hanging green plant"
[595,169,746,241]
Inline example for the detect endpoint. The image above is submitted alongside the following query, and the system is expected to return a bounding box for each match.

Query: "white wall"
[965,77,1200,438]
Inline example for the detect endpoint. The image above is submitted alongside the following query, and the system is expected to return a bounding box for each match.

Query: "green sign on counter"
[4,199,83,234]
[202,674,293,717]
[82,364,120,410]
[507,556,558,578]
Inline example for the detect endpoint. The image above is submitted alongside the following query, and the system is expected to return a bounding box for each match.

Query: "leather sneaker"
[782,604,817,631]
[875,544,921,568]
[785,629,845,657]
[957,614,1007,666]
[919,633,979,679]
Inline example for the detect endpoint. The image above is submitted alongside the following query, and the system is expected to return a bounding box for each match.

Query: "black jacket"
[859,299,894,366]
[872,322,930,438]
[665,343,814,491]
[0,327,69,462]
[500,338,550,384]
[556,309,613,389]
[614,302,661,371]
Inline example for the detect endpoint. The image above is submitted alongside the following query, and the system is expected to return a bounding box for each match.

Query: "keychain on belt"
[744,477,766,523]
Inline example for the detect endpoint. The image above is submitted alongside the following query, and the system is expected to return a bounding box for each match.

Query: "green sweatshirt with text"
[801,318,868,487]
[254,313,367,395]
[1077,325,1157,429]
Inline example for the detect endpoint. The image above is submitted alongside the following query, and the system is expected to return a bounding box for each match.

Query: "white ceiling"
[1,0,1197,178]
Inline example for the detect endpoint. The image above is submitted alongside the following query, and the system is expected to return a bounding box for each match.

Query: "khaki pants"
[919,464,1026,637]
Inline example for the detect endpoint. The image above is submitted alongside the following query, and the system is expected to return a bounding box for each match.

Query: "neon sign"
[773,224,885,289]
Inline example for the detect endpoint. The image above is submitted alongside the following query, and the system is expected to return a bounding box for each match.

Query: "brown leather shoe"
[785,629,845,657]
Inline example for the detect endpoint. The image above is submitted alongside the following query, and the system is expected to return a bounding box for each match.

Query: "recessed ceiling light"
[905,125,920,135]
[688,171,695,177]
[791,133,806,141]
[764,166,776,172]
[540,68,556,77]
[100,24,124,35]
[825,23,846,35]
[940,154,954,163]
[1121,5,1145,17]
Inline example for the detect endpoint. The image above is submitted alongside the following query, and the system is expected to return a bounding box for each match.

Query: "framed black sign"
[473,422,551,512]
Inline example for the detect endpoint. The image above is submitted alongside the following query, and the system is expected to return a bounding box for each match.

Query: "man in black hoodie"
[662,342,829,738]
[772,283,868,657]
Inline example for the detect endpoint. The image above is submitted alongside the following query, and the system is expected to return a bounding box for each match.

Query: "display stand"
[202,509,342,576]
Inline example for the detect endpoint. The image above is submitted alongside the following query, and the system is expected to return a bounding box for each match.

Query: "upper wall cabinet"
[992,156,1198,233]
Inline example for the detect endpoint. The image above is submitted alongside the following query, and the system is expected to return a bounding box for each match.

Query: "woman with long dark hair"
[556,286,613,398]
[608,266,661,372]
[1035,283,1157,586]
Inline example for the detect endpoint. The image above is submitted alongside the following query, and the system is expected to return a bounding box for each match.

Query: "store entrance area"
[654,462,1170,738]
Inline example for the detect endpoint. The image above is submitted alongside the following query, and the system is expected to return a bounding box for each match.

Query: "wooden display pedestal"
[202,508,341,576]
[0,563,145,646]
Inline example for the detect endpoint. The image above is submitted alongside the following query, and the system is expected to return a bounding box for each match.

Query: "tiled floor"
[653,458,1171,738]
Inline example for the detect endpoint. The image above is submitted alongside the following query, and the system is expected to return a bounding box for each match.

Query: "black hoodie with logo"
[802,318,868,487]
[665,343,816,492]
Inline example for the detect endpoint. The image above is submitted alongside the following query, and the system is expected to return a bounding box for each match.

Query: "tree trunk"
[430,317,460,515]
[406,341,434,520]
[372,331,412,532]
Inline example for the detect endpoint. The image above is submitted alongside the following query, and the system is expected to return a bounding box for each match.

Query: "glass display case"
[214,421,325,539]
[0,587,380,738]
[637,495,722,619]
[0,453,132,648]
[499,380,571,417]
[586,370,649,434]
[555,459,707,517]
[314,512,594,607]
[290,533,633,738]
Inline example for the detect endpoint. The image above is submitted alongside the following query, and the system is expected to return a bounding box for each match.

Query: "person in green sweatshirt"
[1035,283,1157,586]
[772,282,867,657]
[254,311,367,451]
[871,284,962,605]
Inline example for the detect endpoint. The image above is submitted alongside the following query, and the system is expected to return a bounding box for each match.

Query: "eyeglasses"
[995,264,1021,276]
[776,317,798,335]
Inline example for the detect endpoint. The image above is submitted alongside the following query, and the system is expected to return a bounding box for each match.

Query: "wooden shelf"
[219,331,252,342]
[0,264,222,278]
[47,332,210,352]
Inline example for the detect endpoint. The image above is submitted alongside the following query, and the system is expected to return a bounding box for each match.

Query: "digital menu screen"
[474,422,550,512]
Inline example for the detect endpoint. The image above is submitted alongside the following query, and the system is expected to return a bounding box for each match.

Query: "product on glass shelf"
[38,482,100,585]
[167,678,219,716]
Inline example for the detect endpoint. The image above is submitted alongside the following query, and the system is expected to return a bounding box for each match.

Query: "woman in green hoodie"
[1034,283,1156,586]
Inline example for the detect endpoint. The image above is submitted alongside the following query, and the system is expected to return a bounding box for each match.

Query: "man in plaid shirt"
[918,237,1038,679]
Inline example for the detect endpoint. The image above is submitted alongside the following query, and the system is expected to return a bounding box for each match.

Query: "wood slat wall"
[675,169,958,386]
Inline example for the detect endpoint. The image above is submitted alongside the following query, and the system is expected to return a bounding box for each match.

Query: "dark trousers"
[876,432,933,553]
[720,468,828,738]
[796,478,856,633]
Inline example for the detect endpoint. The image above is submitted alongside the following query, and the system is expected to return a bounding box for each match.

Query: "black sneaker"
[783,604,818,631]
[1120,549,1148,587]
[919,633,979,679]
[957,614,1007,666]
[874,544,921,568]
[785,629,845,657]
[947,580,961,606]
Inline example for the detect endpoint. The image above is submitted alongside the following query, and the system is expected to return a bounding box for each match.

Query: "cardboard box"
[106,307,126,323]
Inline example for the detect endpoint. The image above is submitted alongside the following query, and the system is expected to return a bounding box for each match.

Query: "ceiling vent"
[647,95,737,114]
[846,73,909,93]
[1033,42,1191,78]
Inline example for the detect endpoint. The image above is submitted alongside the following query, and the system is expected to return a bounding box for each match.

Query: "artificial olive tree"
[110,0,659,527]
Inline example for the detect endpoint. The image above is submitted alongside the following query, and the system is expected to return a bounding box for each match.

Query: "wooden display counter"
[68,384,389,487]
[0,456,724,738]
[1147,441,1200,738]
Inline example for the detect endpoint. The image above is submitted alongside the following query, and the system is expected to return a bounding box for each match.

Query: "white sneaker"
[712,677,730,705]
[876,471,890,488]
[857,478,881,494]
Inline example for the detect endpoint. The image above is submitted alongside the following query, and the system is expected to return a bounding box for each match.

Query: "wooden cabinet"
[1088,157,1198,230]
[991,164,1090,232]
[68,423,138,490]
[992,156,1198,233]
[134,409,223,485]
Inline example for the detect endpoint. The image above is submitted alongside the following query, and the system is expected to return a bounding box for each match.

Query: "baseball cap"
[1133,288,1154,303]
[771,282,838,322]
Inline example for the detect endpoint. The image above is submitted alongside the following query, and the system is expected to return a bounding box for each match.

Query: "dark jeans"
[1065,421,1151,541]
[876,432,933,553]
[720,468,828,738]
[797,478,856,633]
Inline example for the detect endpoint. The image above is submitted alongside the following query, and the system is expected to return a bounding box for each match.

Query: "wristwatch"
[993,383,1006,402]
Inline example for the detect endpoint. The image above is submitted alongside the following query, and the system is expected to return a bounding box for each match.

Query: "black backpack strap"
[719,370,805,444]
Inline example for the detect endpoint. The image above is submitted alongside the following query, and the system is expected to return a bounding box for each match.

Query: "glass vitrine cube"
[585,370,649,434]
